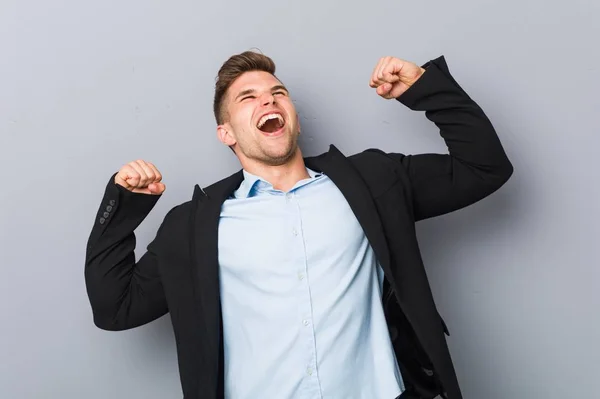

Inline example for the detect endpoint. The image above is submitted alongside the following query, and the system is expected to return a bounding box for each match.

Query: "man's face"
[217,71,301,166]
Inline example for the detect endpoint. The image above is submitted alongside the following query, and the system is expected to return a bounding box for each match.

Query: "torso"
[217,169,403,399]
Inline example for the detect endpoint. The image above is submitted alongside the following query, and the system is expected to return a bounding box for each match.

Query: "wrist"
[408,67,427,87]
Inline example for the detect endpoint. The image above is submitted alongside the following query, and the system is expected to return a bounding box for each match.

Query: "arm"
[85,169,168,331]
[371,55,513,221]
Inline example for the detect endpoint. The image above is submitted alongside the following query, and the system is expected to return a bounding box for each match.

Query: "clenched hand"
[114,160,165,195]
[369,56,426,99]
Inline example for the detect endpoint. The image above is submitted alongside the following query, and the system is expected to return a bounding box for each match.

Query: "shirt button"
[303,319,309,326]
[298,273,304,280]
[292,228,298,236]
[306,367,313,376]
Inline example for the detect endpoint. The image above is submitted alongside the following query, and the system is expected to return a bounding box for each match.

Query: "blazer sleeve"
[84,174,169,331]
[384,55,513,221]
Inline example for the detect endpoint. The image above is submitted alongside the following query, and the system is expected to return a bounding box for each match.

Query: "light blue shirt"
[218,168,404,399]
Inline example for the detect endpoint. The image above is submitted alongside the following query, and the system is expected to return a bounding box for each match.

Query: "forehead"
[228,70,283,94]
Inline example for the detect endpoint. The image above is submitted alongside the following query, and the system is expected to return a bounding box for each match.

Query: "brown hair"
[213,50,277,125]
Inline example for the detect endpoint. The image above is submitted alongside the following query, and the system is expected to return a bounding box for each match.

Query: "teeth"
[257,113,284,128]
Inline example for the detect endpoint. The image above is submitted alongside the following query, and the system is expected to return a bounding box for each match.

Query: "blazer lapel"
[190,170,244,393]
[306,145,393,278]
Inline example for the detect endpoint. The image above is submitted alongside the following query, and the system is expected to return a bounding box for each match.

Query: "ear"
[217,124,237,146]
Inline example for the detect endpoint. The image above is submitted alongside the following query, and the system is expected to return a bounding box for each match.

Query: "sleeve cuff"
[395,55,463,109]
[97,173,161,225]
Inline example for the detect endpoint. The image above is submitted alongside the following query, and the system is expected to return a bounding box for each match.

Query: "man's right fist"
[115,160,165,195]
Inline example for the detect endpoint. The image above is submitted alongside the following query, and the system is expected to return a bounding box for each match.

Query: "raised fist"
[369,56,425,99]
[114,160,165,195]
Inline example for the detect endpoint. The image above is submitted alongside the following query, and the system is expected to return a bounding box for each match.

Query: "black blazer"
[85,56,513,399]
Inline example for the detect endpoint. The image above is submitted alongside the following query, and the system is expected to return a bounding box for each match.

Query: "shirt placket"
[285,190,323,398]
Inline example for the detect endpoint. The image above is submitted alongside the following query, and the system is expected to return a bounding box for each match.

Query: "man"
[85,51,512,399]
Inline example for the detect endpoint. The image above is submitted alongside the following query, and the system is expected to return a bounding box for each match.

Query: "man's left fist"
[369,56,426,99]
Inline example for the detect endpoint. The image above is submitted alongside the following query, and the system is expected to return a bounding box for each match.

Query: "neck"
[240,149,310,192]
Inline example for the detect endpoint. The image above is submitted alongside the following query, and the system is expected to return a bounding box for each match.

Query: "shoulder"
[146,199,194,254]
[154,200,193,235]
[165,200,194,219]
[346,148,411,198]
[348,148,407,177]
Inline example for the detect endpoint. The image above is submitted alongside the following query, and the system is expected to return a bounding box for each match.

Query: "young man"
[85,51,513,399]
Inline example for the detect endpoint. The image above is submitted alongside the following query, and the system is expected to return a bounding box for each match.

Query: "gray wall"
[2,0,598,398]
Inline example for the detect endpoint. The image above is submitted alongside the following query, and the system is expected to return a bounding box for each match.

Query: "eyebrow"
[234,85,289,102]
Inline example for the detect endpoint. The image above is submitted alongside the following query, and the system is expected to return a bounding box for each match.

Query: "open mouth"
[257,113,285,134]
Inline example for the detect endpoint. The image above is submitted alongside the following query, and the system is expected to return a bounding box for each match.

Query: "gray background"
[1,0,598,398]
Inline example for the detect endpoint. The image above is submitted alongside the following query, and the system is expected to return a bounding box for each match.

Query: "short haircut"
[213,50,277,125]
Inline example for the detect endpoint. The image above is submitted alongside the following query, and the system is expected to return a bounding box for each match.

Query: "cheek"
[290,112,300,131]
[284,103,299,126]
[240,104,255,123]
[230,108,254,133]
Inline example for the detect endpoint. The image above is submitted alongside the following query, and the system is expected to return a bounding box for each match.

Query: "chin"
[261,144,298,166]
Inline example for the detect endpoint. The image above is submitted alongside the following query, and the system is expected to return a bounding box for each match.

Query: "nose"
[260,92,275,106]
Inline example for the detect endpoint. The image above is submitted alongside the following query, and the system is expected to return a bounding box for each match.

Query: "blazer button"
[109,200,116,206]
[106,205,113,212]
[99,217,106,224]
[103,212,110,218]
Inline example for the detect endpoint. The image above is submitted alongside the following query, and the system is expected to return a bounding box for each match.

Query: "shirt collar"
[234,167,322,199]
